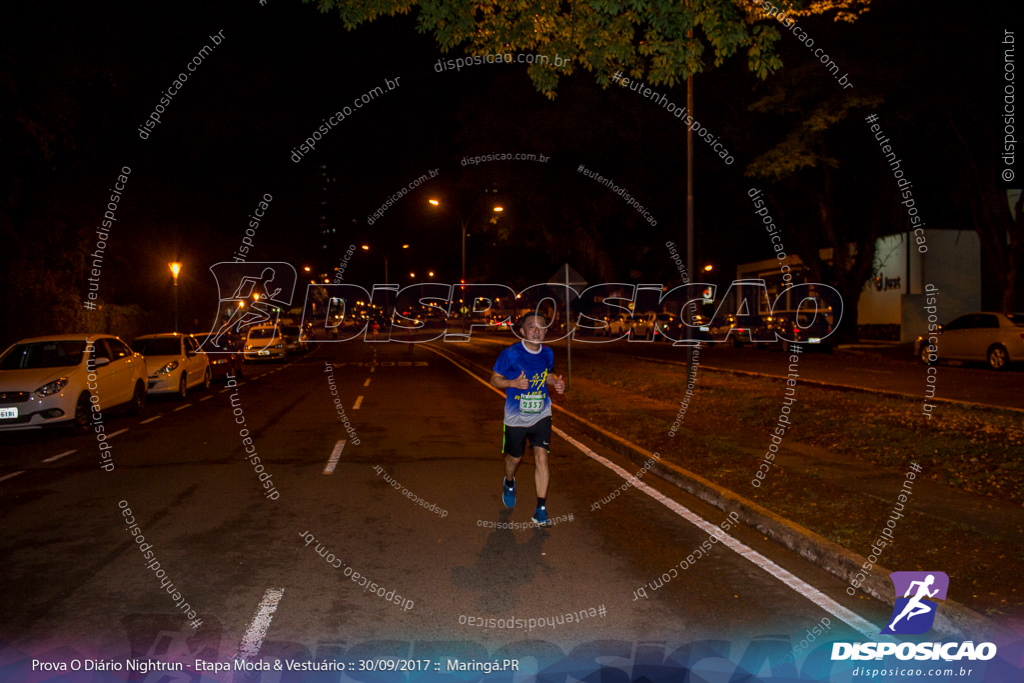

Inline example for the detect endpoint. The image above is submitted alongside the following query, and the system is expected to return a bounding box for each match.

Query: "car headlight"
[35,377,70,397]
[159,360,180,374]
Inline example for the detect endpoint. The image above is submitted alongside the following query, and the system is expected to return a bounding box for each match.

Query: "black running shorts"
[501,416,552,459]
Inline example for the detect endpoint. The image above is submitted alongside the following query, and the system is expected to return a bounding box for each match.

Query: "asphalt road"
[0,339,907,676]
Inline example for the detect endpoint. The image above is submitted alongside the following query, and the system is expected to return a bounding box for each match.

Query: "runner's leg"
[533,446,549,499]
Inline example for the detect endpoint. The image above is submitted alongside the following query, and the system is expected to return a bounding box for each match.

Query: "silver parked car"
[915,312,1024,370]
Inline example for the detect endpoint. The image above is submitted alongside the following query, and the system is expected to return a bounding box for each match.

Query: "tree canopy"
[308,0,871,97]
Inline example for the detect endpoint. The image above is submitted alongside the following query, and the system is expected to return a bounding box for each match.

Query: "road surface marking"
[425,343,880,639]
[363,378,371,387]
[140,416,162,424]
[174,404,192,412]
[43,450,76,463]
[0,471,26,483]
[235,588,284,661]
[199,395,213,402]
[106,428,129,439]
[323,440,347,474]
[353,396,363,410]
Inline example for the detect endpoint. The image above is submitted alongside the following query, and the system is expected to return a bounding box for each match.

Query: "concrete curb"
[428,343,1016,643]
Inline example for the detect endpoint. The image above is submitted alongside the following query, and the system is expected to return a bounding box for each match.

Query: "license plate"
[0,407,18,420]
[258,350,270,356]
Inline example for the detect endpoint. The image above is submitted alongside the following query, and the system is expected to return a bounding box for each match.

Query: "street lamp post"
[169,262,182,333]
[361,244,408,317]
[428,198,502,286]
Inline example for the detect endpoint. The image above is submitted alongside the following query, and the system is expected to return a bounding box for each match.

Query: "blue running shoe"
[502,478,516,509]
[532,506,552,527]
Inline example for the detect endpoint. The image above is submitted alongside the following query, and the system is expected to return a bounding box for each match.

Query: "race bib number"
[519,392,544,414]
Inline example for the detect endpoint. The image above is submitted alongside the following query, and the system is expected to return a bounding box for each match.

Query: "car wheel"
[130,380,146,415]
[73,393,91,432]
[987,345,1009,371]
[202,367,212,390]
[178,372,188,400]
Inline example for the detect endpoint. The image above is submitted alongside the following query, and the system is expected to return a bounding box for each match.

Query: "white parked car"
[0,334,148,431]
[915,312,1024,370]
[132,333,211,398]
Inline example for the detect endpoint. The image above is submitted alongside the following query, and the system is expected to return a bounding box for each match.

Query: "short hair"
[518,312,548,331]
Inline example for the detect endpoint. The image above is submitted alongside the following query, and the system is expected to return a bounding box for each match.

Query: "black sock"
[505,478,514,488]
[537,497,546,509]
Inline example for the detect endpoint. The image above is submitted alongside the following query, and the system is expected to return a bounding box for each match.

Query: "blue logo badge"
[882,571,949,635]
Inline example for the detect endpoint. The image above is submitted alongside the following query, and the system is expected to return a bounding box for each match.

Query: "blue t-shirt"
[493,341,555,427]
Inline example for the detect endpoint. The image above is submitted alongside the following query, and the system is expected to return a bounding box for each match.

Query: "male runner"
[489,313,565,526]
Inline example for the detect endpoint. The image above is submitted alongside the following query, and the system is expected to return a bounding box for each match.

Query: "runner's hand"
[554,374,565,394]
[513,371,529,390]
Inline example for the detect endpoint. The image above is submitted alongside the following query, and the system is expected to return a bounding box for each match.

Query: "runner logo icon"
[882,571,949,635]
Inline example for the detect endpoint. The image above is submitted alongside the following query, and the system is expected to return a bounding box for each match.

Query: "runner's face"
[522,317,547,343]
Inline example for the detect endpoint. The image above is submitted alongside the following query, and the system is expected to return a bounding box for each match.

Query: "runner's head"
[519,313,549,344]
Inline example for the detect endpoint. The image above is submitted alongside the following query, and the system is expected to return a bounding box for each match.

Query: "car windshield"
[0,340,87,370]
[248,328,278,340]
[132,338,181,356]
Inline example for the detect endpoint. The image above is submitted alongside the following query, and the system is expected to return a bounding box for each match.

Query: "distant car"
[604,314,631,337]
[132,333,211,398]
[727,314,774,347]
[629,312,658,340]
[0,334,147,431]
[914,312,1024,370]
[656,312,710,343]
[192,333,243,382]
[244,324,287,362]
[766,312,835,352]
[280,325,311,355]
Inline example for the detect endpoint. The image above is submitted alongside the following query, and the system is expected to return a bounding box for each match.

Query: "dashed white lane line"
[140,416,162,425]
[106,428,129,439]
[0,471,26,483]
[199,395,213,402]
[235,588,285,661]
[363,378,371,387]
[174,403,192,412]
[353,396,363,410]
[424,343,880,639]
[43,450,76,463]
[323,440,347,474]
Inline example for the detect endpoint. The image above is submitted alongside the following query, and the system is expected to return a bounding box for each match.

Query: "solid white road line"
[43,450,76,463]
[235,588,285,661]
[323,440,347,474]
[139,416,162,424]
[424,343,880,639]
[554,429,879,640]
[0,471,26,483]
[353,396,363,410]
